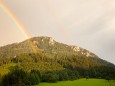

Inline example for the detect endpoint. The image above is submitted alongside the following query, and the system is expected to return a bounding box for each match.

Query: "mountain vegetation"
[0,36,115,86]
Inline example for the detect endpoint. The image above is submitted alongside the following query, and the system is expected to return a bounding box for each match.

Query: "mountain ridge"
[0,36,98,61]
[0,36,114,67]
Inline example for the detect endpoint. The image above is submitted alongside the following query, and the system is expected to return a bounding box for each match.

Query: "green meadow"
[0,63,16,76]
[36,79,115,86]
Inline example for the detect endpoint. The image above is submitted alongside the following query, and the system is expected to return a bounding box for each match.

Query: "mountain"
[0,36,114,67]
[0,36,115,79]
[0,36,115,86]
[1,36,96,57]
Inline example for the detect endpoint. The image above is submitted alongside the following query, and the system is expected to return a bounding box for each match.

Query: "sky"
[0,0,115,64]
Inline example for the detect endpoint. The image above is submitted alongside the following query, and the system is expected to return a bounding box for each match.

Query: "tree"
[105,76,111,86]
[57,70,69,81]
[42,71,58,83]
[0,69,40,86]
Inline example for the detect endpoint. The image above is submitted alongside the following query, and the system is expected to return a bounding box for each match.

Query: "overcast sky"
[0,0,115,64]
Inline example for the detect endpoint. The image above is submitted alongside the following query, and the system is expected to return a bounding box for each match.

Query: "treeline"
[0,68,80,86]
[0,67,115,86]
[0,53,115,77]
[0,69,40,86]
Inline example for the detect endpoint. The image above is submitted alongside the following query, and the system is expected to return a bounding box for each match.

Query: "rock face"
[71,46,80,52]
[49,38,55,45]
[33,41,39,45]
[71,46,96,58]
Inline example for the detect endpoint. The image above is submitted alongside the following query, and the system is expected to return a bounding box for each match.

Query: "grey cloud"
[1,0,115,64]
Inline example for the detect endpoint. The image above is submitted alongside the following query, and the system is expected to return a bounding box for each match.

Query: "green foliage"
[57,70,69,81]
[0,53,115,84]
[0,69,40,86]
[42,71,58,83]
[41,69,80,82]
[0,63,16,76]
[105,76,111,82]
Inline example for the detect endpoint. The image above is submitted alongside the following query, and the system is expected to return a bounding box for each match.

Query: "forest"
[0,53,115,86]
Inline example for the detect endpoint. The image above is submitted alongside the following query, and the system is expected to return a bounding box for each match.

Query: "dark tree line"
[0,67,115,86]
[0,68,80,86]
[0,69,40,86]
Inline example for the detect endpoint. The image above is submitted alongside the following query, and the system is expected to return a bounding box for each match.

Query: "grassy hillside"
[36,79,115,86]
[0,63,16,76]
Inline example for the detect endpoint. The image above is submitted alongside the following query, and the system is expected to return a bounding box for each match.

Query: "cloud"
[1,0,115,64]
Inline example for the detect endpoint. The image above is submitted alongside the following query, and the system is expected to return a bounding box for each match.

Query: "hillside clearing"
[0,63,16,76]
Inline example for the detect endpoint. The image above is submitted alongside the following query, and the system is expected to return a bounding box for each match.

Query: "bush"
[42,71,58,83]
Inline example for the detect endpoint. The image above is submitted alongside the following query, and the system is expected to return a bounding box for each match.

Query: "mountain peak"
[28,36,97,58]
[48,37,55,45]
[0,36,114,67]
[31,36,55,46]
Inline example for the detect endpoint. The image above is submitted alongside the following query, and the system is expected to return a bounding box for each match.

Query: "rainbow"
[0,1,38,54]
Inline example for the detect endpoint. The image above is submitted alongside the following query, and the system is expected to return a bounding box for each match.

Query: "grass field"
[36,79,115,86]
[0,63,16,76]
